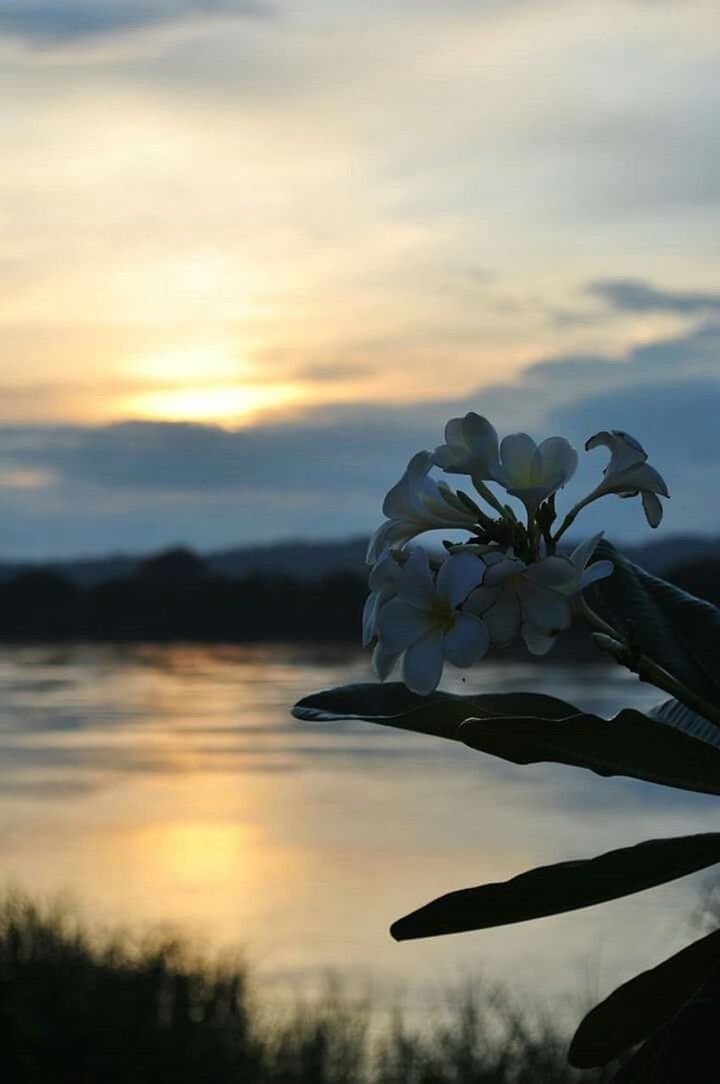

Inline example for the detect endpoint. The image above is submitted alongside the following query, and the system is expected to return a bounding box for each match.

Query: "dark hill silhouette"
[0,540,716,657]
[0,532,715,588]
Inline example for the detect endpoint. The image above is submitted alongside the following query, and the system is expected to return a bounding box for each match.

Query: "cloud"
[0,0,270,46]
[552,379,720,465]
[0,314,719,556]
[588,279,720,314]
[292,361,375,383]
[0,416,431,496]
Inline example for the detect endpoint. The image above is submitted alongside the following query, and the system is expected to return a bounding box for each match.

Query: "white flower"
[367,451,478,564]
[362,549,401,647]
[377,549,489,695]
[465,553,576,655]
[433,412,500,479]
[489,433,578,515]
[584,430,668,527]
[503,535,614,655]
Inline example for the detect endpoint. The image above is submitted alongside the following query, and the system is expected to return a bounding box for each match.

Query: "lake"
[0,642,716,1018]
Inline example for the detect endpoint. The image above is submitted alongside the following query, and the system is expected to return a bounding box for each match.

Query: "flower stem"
[472,478,509,518]
[577,598,720,730]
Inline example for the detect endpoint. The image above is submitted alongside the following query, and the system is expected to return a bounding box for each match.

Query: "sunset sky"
[1,0,720,556]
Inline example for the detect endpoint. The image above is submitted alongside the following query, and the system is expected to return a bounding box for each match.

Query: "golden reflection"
[136,820,262,886]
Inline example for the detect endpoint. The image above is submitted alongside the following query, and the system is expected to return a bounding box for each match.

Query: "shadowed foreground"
[0,895,614,1083]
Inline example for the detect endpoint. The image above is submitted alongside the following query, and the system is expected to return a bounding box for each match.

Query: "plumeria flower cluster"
[364,415,669,695]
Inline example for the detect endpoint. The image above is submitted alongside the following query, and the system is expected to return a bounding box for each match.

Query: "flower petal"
[368,549,401,592]
[484,590,522,645]
[463,584,502,614]
[523,556,577,591]
[372,643,401,681]
[402,631,445,695]
[367,520,414,564]
[362,591,381,646]
[482,555,525,588]
[608,462,669,498]
[377,598,429,653]
[518,580,572,630]
[436,552,487,608]
[570,532,604,573]
[533,436,578,488]
[496,432,537,487]
[397,548,437,610]
[444,416,467,448]
[444,613,489,667]
[521,622,558,656]
[581,559,614,588]
[382,451,433,519]
[586,430,647,474]
[642,489,664,528]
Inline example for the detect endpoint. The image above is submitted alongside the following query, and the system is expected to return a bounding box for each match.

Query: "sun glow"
[129,382,301,424]
[122,344,301,423]
[126,344,245,384]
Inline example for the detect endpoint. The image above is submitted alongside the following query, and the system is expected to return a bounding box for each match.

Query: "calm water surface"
[0,643,716,1012]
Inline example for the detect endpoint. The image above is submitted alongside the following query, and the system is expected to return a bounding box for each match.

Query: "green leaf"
[291,683,577,741]
[459,709,720,797]
[592,541,720,712]
[390,834,720,941]
[569,929,720,1068]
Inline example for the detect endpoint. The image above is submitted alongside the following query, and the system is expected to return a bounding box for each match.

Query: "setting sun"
[128,382,301,424]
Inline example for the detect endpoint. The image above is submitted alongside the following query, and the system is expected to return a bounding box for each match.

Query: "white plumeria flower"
[367,451,478,564]
[362,548,401,647]
[464,552,576,655]
[489,433,578,516]
[377,549,489,695]
[501,534,614,656]
[433,412,501,479]
[584,430,668,527]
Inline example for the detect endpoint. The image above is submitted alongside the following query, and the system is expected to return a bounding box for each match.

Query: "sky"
[1,0,720,557]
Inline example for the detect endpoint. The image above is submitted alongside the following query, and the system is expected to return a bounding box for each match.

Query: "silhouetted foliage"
[0,894,611,1083]
[0,545,712,650]
[664,558,720,608]
[0,548,368,643]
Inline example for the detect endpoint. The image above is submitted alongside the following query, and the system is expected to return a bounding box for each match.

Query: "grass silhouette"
[0,893,614,1082]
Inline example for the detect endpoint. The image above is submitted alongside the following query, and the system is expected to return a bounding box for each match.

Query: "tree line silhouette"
[0,545,714,648]
[0,548,367,642]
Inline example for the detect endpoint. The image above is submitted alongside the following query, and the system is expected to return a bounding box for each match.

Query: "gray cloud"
[1,315,719,556]
[588,279,720,314]
[552,379,720,466]
[0,0,270,45]
[0,415,432,496]
[293,361,375,383]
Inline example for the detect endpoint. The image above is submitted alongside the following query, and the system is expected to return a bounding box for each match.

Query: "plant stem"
[577,598,720,730]
[472,478,509,518]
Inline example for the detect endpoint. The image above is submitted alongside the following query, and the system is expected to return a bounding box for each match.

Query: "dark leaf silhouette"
[610,964,720,1083]
[292,683,576,740]
[459,709,720,796]
[592,541,720,714]
[569,929,720,1068]
[648,698,720,750]
[391,834,720,941]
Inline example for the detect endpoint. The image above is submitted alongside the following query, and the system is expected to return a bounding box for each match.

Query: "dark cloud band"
[588,279,720,314]
[0,0,271,45]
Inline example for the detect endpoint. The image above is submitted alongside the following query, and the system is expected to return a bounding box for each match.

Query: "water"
[0,642,716,1016]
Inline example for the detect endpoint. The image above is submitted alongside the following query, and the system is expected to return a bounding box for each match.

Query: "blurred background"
[1,2,720,1078]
